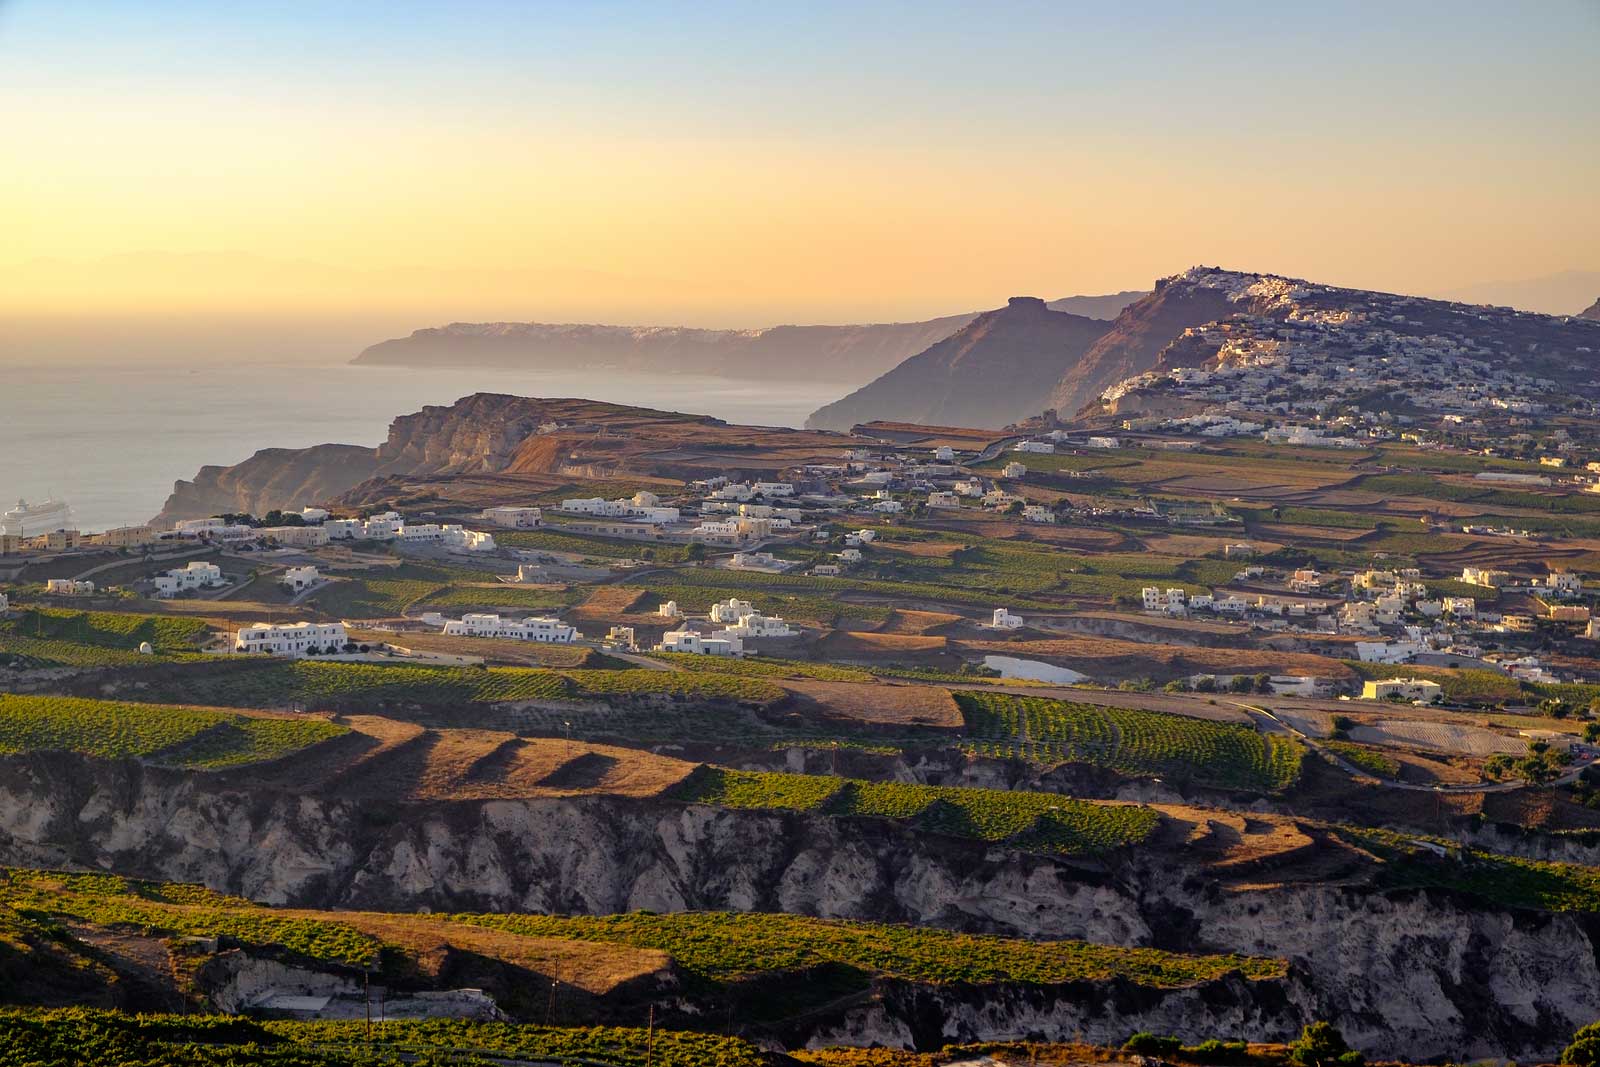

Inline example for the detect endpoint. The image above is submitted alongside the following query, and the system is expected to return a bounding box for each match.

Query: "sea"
[1,359,844,533]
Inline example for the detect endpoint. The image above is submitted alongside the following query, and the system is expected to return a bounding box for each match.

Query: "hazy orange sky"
[2,1,1597,330]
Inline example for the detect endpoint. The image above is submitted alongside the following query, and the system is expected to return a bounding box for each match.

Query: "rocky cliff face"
[1046,276,1239,416]
[806,298,1113,431]
[1581,297,1600,321]
[153,444,381,528]
[2,750,1596,1060]
[151,394,741,526]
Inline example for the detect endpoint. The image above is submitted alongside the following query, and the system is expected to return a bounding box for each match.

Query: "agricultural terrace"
[455,910,1286,986]
[1,867,1283,991]
[956,692,1303,792]
[0,608,209,668]
[0,694,345,769]
[675,767,1161,854]
[107,660,786,712]
[646,653,876,682]
[1339,829,1600,913]
[308,561,582,618]
[0,1010,771,1067]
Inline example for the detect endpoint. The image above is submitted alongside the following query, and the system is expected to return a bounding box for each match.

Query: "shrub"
[1288,1021,1363,1067]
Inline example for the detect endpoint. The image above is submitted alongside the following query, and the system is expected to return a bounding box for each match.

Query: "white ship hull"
[1,499,75,538]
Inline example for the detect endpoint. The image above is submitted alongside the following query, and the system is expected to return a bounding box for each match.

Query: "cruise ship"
[0,498,75,538]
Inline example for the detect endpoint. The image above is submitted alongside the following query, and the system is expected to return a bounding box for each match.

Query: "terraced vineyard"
[0,1009,771,1067]
[111,659,784,712]
[0,694,344,768]
[675,767,1161,855]
[647,653,877,682]
[497,527,696,563]
[0,608,209,668]
[956,692,1302,791]
[456,909,1286,986]
[0,869,379,965]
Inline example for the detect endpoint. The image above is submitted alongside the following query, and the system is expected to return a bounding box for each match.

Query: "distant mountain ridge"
[351,292,1145,387]
[1581,297,1600,321]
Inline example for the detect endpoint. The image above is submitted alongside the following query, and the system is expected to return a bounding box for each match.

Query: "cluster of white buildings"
[655,596,797,656]
[560,491,680,523]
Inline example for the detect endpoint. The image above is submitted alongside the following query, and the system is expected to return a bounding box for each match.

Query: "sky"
[1,0,1597,336]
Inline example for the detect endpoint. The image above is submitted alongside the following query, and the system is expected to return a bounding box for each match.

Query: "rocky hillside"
[806,298,1113,431]
[1582,296,1600,321]
[151,394,849,526]
[2,748,1597,1060]
[350,293,1144,388]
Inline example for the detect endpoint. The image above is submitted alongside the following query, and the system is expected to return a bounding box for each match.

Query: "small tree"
[1563,1019,1600,1065]
[1288,1021,1363,1067]
[1229,675,1255,693]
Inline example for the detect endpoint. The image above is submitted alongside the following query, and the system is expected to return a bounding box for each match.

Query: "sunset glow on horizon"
[3,0,1597,328]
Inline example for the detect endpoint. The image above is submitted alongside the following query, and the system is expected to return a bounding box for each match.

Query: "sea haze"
[2,360,842,533]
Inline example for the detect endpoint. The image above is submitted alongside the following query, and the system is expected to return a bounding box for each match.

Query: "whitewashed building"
[441,613,577,643]
[1001,462,1027,479]
[259,525,331,548]
[659,628,743,656]
[482,506,543,529]
[991,608,1024,629]
[280,565,321,593]
[153,561,224,598]
[45,578,95,596]
[1021,505,1055,524]
[234,621,349,656]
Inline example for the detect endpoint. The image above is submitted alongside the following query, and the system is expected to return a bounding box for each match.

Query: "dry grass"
[874,609,963,635]
[815,631,952,662]
[781,679,963,730]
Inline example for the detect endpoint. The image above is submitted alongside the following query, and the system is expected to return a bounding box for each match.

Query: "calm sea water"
[1,360,843,532]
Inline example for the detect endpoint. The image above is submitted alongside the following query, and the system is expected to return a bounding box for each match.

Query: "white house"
[441,613,577,643]
[1021,505,1055,524]
[1542,571,1585,599]
[482,506,543,529]
[659,628,743,656]
[45,578,95,596]
[871,499,903,514]
[933,446,955,461]
[1086,436,1120,449]
[1001,462,1027,479]
[153,561,224,598]
[280,565,321,593]
[953,479,984,497]
[259,525,331,548]
[1014,441,1055,454]
[928,491,960,509]
[991,608,1024,629]
[1443,596,1476,618]
[838,548,863,564]
[1461,566,1510,588]
[752,482,795,497]
[323,519,366,539]
[658,600,681,618]
[298,507,330,524]
[174,517,228,535]
[1361,678,1443,702]
[719,611,796,639]
[234,621,349,656]
[1354,640,1422,664]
